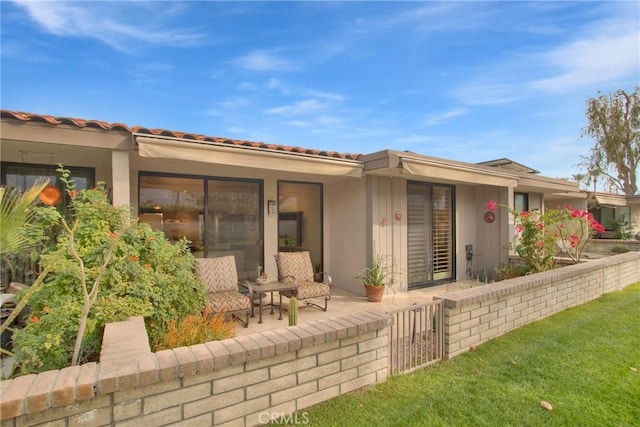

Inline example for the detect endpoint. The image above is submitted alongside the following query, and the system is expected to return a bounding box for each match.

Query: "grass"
[292,283,640,426]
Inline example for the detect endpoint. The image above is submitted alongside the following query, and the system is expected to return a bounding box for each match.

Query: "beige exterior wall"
[528,192,544,211]
[0,140,115,187]
[547,197,588,211]
[325,177,368,295]
[2,118,590,294]
[367,176,407,293]
[456,185,511,282]
[363,177,513,287]
[630,204,640,236]
[128,153,360,282]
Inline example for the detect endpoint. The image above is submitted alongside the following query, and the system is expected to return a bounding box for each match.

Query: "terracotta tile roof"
[1,109,361,161]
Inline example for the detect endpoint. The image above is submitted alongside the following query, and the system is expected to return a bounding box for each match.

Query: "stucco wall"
[467,185,510,282]
[325,178,368,295]
[438,252,640,358]
[368,176,407,292]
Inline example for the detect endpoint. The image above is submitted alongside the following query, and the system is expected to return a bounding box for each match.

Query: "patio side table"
[242,281,296,324]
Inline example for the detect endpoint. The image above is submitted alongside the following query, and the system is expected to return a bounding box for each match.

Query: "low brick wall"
[0,311,391,426]
[585,239,640,257]
[3,253,638,426]
[438,252,640,358]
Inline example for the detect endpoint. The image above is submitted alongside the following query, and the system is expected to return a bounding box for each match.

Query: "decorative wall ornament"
[484,211,495,223]
[39,185,62,206]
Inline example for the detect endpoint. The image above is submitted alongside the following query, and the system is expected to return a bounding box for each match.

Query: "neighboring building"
[0,110,585,293]
[585,192,640,239]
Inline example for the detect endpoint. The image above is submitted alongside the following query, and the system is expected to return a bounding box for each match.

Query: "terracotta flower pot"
[364,285,385,302]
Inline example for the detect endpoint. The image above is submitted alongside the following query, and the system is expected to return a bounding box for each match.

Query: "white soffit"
[400,156,518,187]
[136,136,363,177]
[594,194,628,207]
[517,175,580,194]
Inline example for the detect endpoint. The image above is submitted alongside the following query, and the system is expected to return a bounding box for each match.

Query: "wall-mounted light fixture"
[268,200,277,215]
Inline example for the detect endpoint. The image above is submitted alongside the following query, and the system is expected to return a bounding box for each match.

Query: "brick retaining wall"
[438,252,640,358]
[585,239,640,257]
[1,312,391,426]
[2,253,638,426]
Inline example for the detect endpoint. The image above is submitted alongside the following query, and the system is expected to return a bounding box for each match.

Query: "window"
[589,206,629,231]
[138,172,263,280]
[139,174,204,255]
[1,161,95,205]
[514,192,529,213]
[2,162,95,192]
[1,162,95,286]
[278,181,323,271]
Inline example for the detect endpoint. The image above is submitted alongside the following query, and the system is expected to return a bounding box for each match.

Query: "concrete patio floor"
[0,280,481,378]
[235,279,479,336]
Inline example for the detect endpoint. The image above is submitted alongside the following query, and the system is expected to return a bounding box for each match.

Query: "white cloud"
[423,108,470,126]
[227,126,250,135]
[266,99,327,116]
[530,31,640,93]
[218,98,250,110]
[452,11,640,106]
[306,90,345,102]
[350,2,484,36]
[235,51,297,72]
[11,1,204,53]
[287,120,312,128]
[128,62,175,85]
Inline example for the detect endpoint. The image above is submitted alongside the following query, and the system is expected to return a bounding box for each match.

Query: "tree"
[579,87,639,195]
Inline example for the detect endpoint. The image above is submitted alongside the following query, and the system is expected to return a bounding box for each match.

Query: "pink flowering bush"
[486,200,605,276]
[548,207,605,264]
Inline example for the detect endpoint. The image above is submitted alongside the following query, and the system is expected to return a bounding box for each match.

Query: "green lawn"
[293,283,640,426]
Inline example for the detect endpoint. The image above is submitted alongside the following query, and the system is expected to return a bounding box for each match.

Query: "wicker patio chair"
[194,256,251,327]
[275,251,332,311]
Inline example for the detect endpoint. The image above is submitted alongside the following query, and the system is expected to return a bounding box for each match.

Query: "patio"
[0,280,477,378]
[234,279,478,336]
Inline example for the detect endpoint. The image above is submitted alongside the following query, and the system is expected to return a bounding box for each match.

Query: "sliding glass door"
[206,179,262,281]
[139,173,263,280]
[407,182,455,288]
[278,181,323,272]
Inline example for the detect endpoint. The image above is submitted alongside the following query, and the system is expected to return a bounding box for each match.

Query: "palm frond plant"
[0,178,50,270]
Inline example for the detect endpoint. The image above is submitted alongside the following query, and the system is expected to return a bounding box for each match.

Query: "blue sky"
[1,1,638,180]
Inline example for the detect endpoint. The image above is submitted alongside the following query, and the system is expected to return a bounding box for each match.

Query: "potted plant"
[356,252,393,302]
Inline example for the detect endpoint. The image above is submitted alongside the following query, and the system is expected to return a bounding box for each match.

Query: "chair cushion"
[281,281,330,300]
[195,256,238,293]
[275,251,314,283]
[208,291,250,313]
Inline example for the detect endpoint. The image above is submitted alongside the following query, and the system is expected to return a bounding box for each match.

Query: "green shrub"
[495,263,528,280]
[12,183,206,375]
[611,245,629,254]
[607,218,633,240]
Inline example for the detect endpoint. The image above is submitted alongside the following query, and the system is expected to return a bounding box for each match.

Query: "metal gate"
[387,299,444,375]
